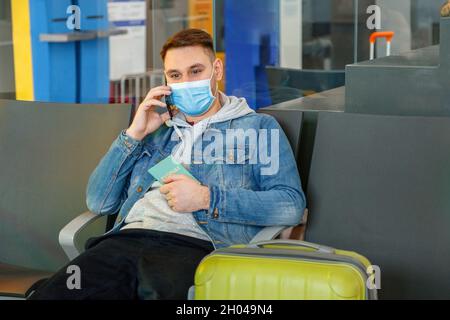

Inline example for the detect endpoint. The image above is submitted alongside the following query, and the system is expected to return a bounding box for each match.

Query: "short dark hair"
[160,29,215,61]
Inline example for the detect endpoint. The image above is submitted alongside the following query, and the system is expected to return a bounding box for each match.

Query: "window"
[0,0,445,107]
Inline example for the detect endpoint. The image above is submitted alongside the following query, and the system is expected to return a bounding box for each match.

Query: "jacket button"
[213,208,219,218]
[137,186,143,193]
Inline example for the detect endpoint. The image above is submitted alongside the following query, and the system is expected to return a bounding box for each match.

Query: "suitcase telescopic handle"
[369,31,395,60]
[249,240,335,254]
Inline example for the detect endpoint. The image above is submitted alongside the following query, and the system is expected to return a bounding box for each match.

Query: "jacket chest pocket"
[129,149,164,193]
[203,146,254,188]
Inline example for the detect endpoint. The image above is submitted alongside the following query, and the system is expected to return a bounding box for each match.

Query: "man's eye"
[170,74,181,79]
[192,69,202,75]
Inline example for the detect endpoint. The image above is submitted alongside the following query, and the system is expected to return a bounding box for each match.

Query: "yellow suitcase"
[193,240,378,300]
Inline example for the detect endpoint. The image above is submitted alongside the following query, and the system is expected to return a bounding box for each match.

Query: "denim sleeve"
[86,130,143,215]
[207,116,306,227]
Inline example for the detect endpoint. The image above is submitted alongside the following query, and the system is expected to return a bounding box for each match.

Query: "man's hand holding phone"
[126,86,178,141]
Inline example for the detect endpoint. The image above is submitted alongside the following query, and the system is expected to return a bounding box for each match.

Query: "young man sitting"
[29,29,306,300]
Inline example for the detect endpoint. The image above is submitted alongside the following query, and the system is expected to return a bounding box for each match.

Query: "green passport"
[148,155,198,184]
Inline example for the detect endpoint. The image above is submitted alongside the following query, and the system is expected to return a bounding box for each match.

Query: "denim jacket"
[86,112,306,249]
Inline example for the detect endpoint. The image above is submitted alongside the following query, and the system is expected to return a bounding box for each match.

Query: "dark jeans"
[28,229,214,300]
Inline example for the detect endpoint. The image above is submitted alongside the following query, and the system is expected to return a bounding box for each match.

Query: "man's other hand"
[160,174,210,213]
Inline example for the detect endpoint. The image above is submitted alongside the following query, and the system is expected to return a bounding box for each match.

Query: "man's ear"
[214,58,224,82]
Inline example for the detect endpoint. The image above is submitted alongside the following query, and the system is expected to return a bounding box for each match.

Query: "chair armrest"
[58,211,103,261]
[249,209,309,243]
[250,226,288,243]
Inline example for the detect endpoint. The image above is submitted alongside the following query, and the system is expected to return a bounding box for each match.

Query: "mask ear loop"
[209,60,220,98]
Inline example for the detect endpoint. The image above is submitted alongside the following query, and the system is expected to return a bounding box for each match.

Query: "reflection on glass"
[366,0,442,60]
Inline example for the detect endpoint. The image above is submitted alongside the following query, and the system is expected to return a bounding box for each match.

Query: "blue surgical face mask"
[168,66,218,117]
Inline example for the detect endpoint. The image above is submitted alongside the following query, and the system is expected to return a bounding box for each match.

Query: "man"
[30,29,306,300]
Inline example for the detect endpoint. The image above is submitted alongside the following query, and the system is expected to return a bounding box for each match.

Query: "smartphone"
[164,79,175,119]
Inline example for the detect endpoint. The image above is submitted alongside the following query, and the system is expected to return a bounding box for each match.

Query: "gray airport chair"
[0,100,132,299]
[259,87,345,192]
[256,109,309,241]
[305,112,450,299]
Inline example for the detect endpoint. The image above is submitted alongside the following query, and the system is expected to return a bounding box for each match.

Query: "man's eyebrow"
[189,63,206,69]
[166,64,206,74]
[166,69,181,74]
